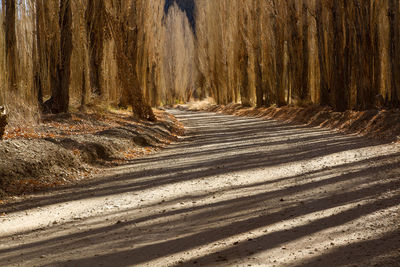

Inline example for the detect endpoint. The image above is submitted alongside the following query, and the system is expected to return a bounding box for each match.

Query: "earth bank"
[0,109,183,198]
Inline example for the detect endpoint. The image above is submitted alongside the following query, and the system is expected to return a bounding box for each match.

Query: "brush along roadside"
[179,102,400,142]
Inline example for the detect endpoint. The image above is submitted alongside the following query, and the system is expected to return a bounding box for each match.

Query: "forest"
[1,0,400,126]
[196,0,400,110]
[1,1,400,266]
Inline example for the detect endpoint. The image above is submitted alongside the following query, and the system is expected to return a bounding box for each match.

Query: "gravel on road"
[0,109,399,267]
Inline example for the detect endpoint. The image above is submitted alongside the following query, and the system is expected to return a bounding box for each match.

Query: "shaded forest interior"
[1,0,400,127]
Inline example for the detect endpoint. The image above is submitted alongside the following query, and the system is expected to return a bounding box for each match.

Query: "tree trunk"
[5,0,17,92]
[86,0,106,97]
[332,1,348,111]
[287,0,300,104]
[300,3,310,102]
[255,50,264,107]
[35,0,44,109]
[389,0,400,107]
[111,1,156,121]
[239,38,250,107]
[80,66,87,110]
[55,0,72,113]
[316,0,330,106]
[273,9,287,107]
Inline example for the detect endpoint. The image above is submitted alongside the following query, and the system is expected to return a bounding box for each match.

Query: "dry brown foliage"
[195,0,400,111]
[1,0,400,127]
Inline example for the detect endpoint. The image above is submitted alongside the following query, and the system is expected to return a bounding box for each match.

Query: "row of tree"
[1,0,400,124]
[195,0,400,111]
[0,0,157,121]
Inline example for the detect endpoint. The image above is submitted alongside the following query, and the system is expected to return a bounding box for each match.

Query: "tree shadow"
[0,110,399,266]
[294,230,400,267]
[1,135,385,214]
[6,166,396,266]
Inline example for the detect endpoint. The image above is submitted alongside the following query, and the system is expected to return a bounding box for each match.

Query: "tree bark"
[35,0,44,109]
[5,0,17,92]
[45,0,72,113]
[56,0,72,113]
[332,1,348,111]
[301,3,310,102]
[272,2,287,107]
[239,34,250,107]
[86,0,106,97]
[112,0,156,121]
[389,0,400,107]
[316,0,330,106]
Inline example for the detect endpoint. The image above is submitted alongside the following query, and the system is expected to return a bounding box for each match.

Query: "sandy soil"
[0,109,400,267]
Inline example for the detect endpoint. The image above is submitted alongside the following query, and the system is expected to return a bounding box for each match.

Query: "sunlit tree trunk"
[111,0,155,121]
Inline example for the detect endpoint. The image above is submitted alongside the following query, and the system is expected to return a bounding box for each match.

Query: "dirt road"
[1,110,400,267]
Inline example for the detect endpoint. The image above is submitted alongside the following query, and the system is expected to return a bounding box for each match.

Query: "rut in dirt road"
[1,110,400,267]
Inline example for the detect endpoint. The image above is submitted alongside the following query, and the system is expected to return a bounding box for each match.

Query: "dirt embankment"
[179,102,400,142]
[0,109,184,198]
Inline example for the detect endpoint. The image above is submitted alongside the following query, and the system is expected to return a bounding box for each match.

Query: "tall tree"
[5,0,17,92]
[238,20,250,107]
[300,3,310,102]
[111,0,156,121]
[271,0,287,106]
[315,0,330,106]
[34,0,46,108]
[86,0,107,97]
[44,0,73,113]
[389,0,400,107]
[252,0,264,107]
[332,0,348,111]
